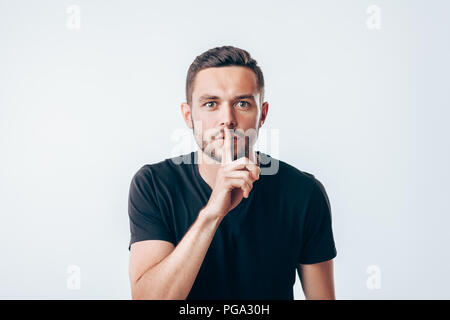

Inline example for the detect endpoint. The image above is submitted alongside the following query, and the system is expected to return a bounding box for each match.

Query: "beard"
[192,122,253,164]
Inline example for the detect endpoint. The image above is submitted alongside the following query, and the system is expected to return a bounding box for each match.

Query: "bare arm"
[298,259,336,300]
[129,128,260,300]
[129,207,222,300]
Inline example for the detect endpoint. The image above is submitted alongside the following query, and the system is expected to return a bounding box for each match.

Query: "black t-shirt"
[128,150,337,300]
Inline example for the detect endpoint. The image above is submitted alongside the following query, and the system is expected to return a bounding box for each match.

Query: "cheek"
[241,108,259,121]
[194,123,217,142]
[240,115,260,129]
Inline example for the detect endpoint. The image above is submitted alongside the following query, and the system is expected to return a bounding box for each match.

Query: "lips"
[213,130,240,141]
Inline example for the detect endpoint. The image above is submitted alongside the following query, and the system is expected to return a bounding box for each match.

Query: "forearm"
[132,207,222,299]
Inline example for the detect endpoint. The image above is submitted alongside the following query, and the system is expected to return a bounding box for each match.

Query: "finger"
[227,178,252,198]
[225,171,254,189]
[248,150,258,165]
[225,156,250,168]
[247,151,260,179]
[221,128,233,165]
[245,163,260,181]
[223,157,260,181]
[222,156,251,172]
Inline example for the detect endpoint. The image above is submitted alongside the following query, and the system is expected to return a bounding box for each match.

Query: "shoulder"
[258,151,319,192]
[132,152,192,186]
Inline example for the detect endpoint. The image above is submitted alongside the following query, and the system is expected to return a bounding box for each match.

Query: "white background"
[1,0,449,299]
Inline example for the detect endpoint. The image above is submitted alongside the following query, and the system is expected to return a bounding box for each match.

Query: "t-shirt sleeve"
[128,166,175,251]
[298,178,337,264]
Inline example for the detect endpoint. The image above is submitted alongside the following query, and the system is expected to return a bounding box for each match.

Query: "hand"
[202,127,261,220]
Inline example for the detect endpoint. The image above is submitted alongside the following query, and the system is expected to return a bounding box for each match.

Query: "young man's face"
[182,66,268,163]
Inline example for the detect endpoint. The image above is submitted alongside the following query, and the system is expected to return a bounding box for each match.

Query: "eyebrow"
[198,95,220,102]
[198,94,256,102]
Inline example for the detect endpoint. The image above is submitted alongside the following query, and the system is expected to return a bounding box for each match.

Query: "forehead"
[192,66,258,100]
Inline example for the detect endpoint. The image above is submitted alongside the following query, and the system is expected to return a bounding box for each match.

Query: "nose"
[219,103,237,129]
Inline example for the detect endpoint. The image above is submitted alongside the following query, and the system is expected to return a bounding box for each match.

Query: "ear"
[181,102,193,129]
[258,101,269,128]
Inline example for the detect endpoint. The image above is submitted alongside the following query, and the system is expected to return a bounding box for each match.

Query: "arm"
[129,207,222,300]
[298,259,336,300]
[128,130,259,300]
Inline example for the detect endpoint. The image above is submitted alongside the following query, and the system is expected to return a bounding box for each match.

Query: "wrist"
[198,206,223,227]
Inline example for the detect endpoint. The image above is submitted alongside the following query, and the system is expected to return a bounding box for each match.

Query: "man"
[127,46,337,300]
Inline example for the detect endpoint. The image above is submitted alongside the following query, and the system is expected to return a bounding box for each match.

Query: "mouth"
[216,136,238,141]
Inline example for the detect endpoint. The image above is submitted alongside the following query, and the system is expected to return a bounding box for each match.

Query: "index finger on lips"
[221,128,233,165]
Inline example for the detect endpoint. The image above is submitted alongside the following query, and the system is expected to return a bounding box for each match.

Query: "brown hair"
[185,45,265,106]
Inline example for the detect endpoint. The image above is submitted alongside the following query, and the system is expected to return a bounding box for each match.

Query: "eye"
[204,101,217,108]
[237,101,250,108]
